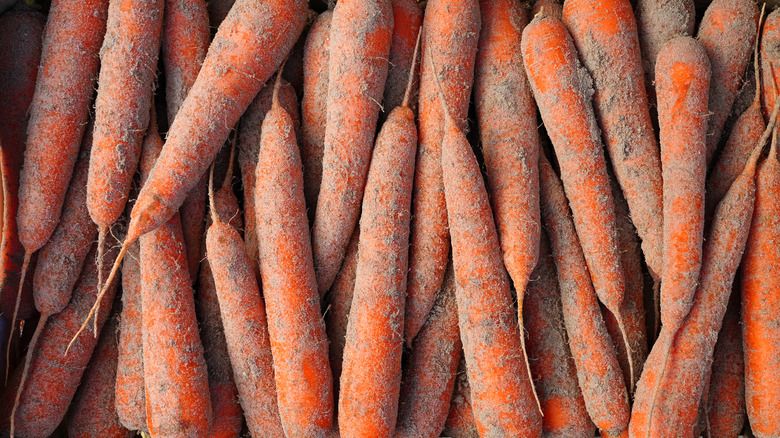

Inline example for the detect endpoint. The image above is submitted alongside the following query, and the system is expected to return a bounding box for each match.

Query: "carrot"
[761,10,780,120]
[383,0,423,116]
[114,241,146,432]
[404,0,480,345]
[474,0,540,404]
[635,0,695,102]
[630,123,772,438]
[324,226,359,413]
[563,0,664,280]
[162,0,211,284]
[655,36,710,334]
[531,0,562,19]
[0,8,44,327]
[441,359,477,438]
[300,10,332,222]
[522,12,633,389]
[281,11,315,99]
[238,76,300,276]
[526,231,595,438]
[441,73,541,435]
[67,315,133,438]
[539,154,630,436]
[0,240,119,438]
[741,112,780,438]
[78,0,308,338]
[138,124,212,437]
[88,0,165,297]
[395,261,461,438]
[311,0,393,295]
[205,181,285,437]
[706,290,746,438]
[255,73,333,436]
[698,0,759,166]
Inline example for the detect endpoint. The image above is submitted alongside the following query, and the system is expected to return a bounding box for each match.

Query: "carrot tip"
[5,252,31,386]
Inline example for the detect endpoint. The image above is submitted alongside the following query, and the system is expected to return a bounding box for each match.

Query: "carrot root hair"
[616,312,635,394]
[519,312,542,416]
[9,314,47,438]
[5,251,31,385]
[94,226,107,336]
[401,28,422,109]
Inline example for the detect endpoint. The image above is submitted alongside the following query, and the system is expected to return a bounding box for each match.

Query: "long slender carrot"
[526,231,595,438]
[383,0,422,116]
[300,10,332,221]
[630,125,771,438]
[441,360,477,438]
[563,0,664,280]
[67,315,133,438]
[88,0,165,294]
[539,154,630,436]
[698,0,759,165]
[0,240,119,437]
[761,10,780,120]
[395,261,462,438]
[256,74,333,436]
[474,0,540,402]
[311,0,393,295]
[741,118,780,438]
[206,176,285,437]
[404,0,480,345]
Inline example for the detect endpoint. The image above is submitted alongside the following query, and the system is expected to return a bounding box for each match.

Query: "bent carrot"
[311,0,393,294]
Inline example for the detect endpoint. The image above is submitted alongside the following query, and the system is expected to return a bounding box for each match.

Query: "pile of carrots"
[0,0,779,436]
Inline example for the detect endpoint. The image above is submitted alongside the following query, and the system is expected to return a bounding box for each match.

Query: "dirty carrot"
[311,0,393,295]
[761,10,780,120]
[404,0,480,345]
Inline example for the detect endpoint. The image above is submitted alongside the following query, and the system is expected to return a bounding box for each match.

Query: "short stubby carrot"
[539,155,630,436]
[441,359,476,438]
[395,262,462,438]
[563,0,664,280]
[404,0,480,345]
[761,10,780,120]
[442,109,541,435]
[255,84,333,437]
[741,126,780,438]
[311,0,393,295]
[697,0,759,165]
[383,0,422,116]
[300,10,332,221]
[338,104,417,436]
[474,0,540,397]
[67,315,134,438]
[525,231,595,438]
[655,36,710,334]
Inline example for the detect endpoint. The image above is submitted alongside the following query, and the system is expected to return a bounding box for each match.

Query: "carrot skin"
[656,36,710,333]
[761,10,780,120]
[526,232,595,438]
[383,0,423,116]
[441,359,477,438]
[741,136,780,438]
[311,0,393,295]
[404,0,480,344]
[300,10,332,222]
[338,106,416,437]
[563,0,664,279]
[697,0,759,165]
[395,263,461,438]
[256,99,333,437]
[206,222,285,437]
[88,0,164,229]
[17,0,107,253]
[0,241,119,437]
[443,117,542,436]
[539,156,630,435]
[128,0,307,242]
[67,315,134,438]
[0,9,44,319]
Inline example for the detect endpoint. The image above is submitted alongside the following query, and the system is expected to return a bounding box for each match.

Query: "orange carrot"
[539,154,630,436]
[311,0,393,295]
[383,0,423,116]
[404,0,480,345]
[255,74,333,436]
[761,10,780,120]
[563,0,664,280]
[67,315,133,438]
[526,231,595,438]
[300,10,332,221]
[0,240,119,437]
[440,360,477,438]
[741,119,780,438]
[698,0,759,165]
[441,79,541,434]
[395,262,461,438]
[474,0,540,401]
